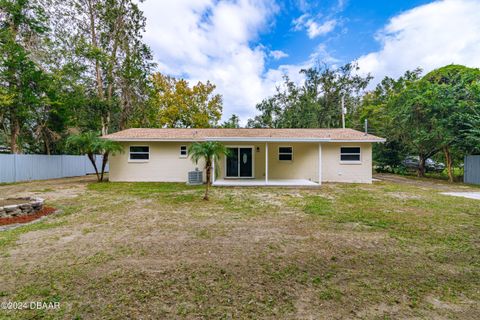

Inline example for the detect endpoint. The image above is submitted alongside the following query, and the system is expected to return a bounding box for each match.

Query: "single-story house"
[102,128,385,186]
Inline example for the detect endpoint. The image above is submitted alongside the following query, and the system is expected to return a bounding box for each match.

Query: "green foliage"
[247,63,372,128]
[136,73,223,128]
[0,0,51,153]
[356,65,480,177]
[221,114,241,128]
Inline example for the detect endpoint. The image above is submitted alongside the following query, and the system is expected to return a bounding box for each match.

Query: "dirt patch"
[386,192,423,200]
[0,199,28,206]
[0,175,94,201]
[375,173,478,191]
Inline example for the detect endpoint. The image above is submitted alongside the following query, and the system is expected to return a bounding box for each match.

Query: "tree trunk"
[204,160,211,200]
[45,139,51,155]
[444,146,453,183]
[417,155,426,177]
[87,153,100,181]
[101,115,109,136]
[100,152,109,182]
[10,117,20,154]
[87,0,104,100]
[87,0,108,136]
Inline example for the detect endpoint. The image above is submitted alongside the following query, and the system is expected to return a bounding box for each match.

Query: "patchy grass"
[0,177,479,319]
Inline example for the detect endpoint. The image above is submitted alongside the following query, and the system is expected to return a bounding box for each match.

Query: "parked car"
[402,156,445,172]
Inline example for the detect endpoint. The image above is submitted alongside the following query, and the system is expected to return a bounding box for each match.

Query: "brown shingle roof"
[102,128,385,142]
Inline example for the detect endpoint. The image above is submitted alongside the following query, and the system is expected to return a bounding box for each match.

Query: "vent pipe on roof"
[364,119,368,136]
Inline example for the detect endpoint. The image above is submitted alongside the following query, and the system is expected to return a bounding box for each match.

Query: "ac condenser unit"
[187,169,203,185]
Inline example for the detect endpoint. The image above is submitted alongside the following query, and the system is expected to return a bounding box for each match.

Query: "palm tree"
[188,141,230,200]
[67,132,123,182]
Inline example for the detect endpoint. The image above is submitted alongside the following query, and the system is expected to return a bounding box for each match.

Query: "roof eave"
[103,137,386,143]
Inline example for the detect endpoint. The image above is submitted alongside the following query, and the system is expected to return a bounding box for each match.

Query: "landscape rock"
[0,197,45,219]
[4,205,18,212]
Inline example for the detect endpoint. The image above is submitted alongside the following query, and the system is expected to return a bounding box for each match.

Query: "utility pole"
[341,95,346,129]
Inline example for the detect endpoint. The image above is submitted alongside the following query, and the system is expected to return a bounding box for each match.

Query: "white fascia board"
[205,137,386,143]
[205,137,332,142]
[331,139,386,143]
[103,138,202,142]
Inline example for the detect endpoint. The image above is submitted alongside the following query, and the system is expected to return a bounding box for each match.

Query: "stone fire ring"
[0,197,45,219]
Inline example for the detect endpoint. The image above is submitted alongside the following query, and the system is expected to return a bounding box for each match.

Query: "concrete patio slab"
[441,192,480,200]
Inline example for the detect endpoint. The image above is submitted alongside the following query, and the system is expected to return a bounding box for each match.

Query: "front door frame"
[224,145,255,179]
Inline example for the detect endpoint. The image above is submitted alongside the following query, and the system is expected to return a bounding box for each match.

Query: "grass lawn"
[0,176,479,319]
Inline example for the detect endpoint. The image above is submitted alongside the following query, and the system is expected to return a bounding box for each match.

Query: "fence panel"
[0,154,15,183]
[0,154,108,183]
[14,155,63,181]
[464,155,480,185]
[62,155,88,177]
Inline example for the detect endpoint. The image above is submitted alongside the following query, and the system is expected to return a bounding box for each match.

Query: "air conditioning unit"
[187,169,203,185]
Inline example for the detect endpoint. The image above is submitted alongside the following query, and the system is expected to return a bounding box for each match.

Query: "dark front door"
[239,148,252,177]
[226,147,253,178]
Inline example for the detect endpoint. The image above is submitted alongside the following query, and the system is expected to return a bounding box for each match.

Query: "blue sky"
[139,0,480,123]
[262,0,434,70]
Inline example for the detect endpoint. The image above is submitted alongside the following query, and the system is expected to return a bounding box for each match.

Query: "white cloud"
[357,0,480,84]
[293,14,337,39]
[306,19,337,38]
[139,0,283,123]
[270,50,289,60]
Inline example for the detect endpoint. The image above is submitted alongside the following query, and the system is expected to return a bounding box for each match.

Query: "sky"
[139,0,480,123]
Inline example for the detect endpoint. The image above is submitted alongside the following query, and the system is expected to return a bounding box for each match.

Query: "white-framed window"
[278,146,293,161]
[180,145,188,158]
[129,146,149,161]
[340,147,361,162]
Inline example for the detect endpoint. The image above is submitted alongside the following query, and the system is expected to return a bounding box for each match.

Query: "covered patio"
[210,140,323,187]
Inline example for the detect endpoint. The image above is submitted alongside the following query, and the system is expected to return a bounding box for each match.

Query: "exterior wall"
[109,141,373,184]
[109,142,204,182]
[267,143,319,181]
[321,142,373,183]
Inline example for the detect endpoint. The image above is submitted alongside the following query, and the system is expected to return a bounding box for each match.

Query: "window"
[278,146,293,161]
[340,147,361,162]
[129,146,149,161]
[180,145,187,157]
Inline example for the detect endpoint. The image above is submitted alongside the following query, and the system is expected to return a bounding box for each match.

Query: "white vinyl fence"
[0,154,108,183]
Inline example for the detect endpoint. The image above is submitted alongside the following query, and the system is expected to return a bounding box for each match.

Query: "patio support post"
[265,142,269,185]
[212,156,215,184]
[318,143,322,185]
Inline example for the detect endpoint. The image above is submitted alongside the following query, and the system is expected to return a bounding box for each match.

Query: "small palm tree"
[188,141,230,200]
[67,132,123,182]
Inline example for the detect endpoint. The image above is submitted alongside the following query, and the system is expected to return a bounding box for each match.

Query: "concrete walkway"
[441,192,480,200]
[213,178,319,187]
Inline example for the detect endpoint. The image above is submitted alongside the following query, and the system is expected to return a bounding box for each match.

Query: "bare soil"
[0,199,27,206]
[374,173,479,191]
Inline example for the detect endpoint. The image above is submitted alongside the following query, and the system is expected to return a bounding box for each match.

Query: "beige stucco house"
[103,128,385,186]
